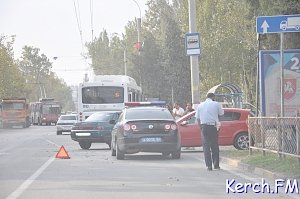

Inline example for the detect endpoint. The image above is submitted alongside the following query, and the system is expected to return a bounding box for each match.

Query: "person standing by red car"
[183,102,194,116]
[173,102,184,120]
[195,93,224,171]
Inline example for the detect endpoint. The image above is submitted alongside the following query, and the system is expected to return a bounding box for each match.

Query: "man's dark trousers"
[201,125,219,168]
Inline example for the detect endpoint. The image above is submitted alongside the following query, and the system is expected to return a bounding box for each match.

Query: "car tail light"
[171,124,177,130]
[123,124,137,131]
[79,112,83,121]
[124,124,131,131]
[164,124,171,130]
[164,123,177,131]
[131,124,137,130]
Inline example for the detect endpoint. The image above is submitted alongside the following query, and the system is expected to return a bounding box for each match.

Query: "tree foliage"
[0,36,28,98]
[85,0,300,107]
[0,36,74,111]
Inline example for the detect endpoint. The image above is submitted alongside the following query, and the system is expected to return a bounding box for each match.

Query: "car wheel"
[79,141,92,150]
[56,131,62,135]
[234,132,249,150]
[171,148,181,159]
[111,141,116,156]
[116,142,124,160]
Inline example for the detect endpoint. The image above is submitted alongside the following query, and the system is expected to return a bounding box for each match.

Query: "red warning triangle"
[55,145,70,159]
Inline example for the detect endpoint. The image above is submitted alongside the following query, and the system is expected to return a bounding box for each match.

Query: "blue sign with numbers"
[256,14,300,34]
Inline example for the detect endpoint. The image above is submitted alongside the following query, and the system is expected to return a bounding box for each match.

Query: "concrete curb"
[221,156,284,180]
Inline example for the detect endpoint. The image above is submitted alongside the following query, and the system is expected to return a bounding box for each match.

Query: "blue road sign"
[256,14,300,34]
[185,32,201,56]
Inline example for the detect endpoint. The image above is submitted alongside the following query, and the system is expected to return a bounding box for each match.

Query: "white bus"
[77,75,142,121]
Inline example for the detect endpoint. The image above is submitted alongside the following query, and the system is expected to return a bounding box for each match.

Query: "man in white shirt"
[172,102,184,120]
[195,93,224,171]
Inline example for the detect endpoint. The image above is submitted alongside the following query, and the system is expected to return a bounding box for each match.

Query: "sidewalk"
[183,146,300,180]
[221,156,283,180]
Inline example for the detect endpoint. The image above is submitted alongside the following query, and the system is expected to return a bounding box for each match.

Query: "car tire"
[171,148,181,159]
[56,131,62,135]
[111,140,116,156]
[79,141,92,150]
[116,142,124,160]
[233,132,249,150]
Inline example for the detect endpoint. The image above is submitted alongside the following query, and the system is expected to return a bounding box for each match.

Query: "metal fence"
[248,117,300,162]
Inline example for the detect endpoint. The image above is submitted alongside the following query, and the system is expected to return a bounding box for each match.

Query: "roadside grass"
[220,149,300,178]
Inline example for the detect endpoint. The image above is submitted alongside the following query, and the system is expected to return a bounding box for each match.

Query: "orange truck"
[1,98,31,128]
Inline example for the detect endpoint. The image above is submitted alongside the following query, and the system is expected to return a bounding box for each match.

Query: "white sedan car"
[56,114,77,135]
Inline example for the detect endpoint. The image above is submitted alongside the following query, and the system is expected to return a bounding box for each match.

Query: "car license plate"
[76,133,91,136]
[63,126,72,131]
[140,137,162,143]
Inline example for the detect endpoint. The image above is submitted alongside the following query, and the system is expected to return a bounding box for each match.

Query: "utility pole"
[188,0,200,107]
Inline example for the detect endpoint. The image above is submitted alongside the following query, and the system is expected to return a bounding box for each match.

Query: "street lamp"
[131,0,141,45]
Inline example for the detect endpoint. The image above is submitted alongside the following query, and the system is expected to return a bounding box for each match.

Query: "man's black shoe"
[214,166,221,170]
[207,167,212,171]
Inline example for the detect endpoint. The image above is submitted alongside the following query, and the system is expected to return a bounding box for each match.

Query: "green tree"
[18,46,74,111]
[0,36,28,98]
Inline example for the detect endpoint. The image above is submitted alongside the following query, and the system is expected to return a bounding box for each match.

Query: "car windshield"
[125,108,173,120]
[60,115,77,120]
[85,112,114,122]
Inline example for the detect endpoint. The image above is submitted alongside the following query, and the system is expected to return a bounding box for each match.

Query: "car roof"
[91,111,121,114]
[60,114,77,117]
[125,106,167,110]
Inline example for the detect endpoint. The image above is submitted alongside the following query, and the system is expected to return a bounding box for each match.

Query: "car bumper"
[117,134,181,154]
[57,125,73,132]
[71,130,111,143]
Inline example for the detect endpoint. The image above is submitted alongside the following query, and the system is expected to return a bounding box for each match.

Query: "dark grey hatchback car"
[111,105,181,160]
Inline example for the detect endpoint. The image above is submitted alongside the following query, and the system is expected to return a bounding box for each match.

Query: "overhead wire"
[72,0,93,78]
[90,0,94,42]
[72,0,84,54]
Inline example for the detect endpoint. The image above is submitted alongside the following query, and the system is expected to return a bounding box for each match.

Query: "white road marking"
[6,157,55,199]
[5,138,61,199]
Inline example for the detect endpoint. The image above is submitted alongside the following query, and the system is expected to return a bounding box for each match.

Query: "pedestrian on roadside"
[183,102,194,115]
[172,102,184,120]
[195,93,224,171]
[166,103,173,114]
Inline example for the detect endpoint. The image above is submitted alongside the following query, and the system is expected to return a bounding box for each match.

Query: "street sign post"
[256,14,300,34]
[256,14,300,117]
[185,32,201,56]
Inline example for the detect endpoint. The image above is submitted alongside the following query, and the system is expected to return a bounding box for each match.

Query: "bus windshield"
[2,102,25,110]
[42,105,61,114]
[82,86,124,104]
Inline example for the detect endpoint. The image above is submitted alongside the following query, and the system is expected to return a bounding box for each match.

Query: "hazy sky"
[0,0,148,85]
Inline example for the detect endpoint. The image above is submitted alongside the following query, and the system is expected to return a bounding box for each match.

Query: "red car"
[177,108,251,150]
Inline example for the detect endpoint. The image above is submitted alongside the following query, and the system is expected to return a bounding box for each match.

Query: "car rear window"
[60,115,77,120]
[86,112,114,122]
[219,112,241,121]
[125,108,173,120]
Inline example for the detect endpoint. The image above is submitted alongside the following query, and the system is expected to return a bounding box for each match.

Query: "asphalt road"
[0,126,298,199]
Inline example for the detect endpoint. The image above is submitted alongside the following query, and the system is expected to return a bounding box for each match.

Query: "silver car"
[56,114,77,135]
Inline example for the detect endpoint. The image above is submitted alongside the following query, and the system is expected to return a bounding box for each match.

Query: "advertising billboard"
[260,50,300,116]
